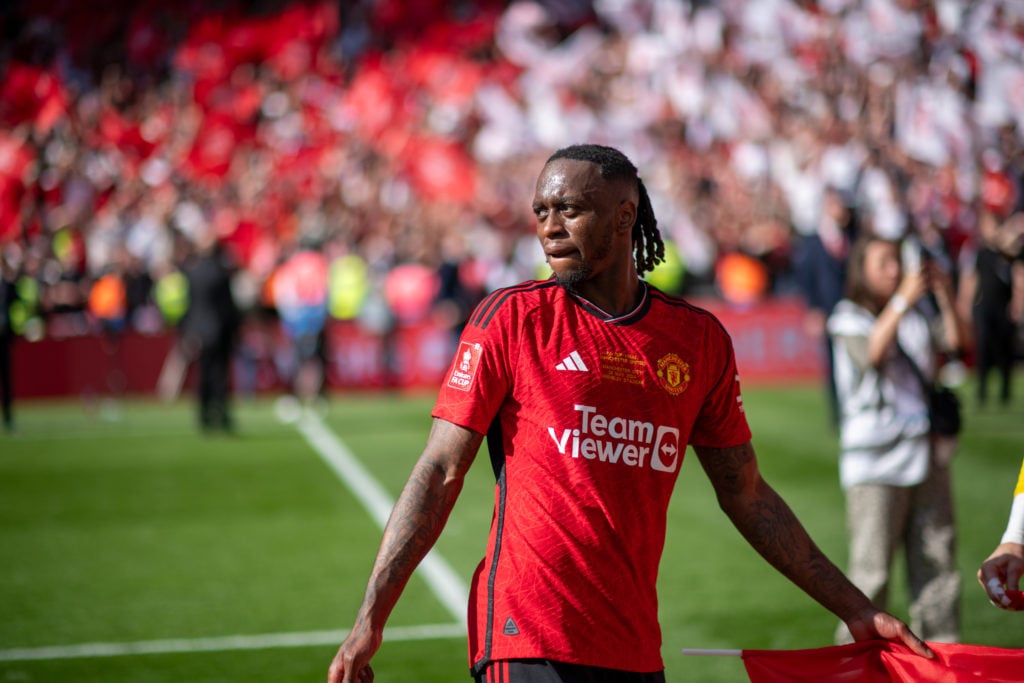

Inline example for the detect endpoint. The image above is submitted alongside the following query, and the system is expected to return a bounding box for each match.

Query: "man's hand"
[327,624,380,683]
[325,420,483,683]
[978,542,1024,611]
[845,608,934,658]
[693,440,933,661]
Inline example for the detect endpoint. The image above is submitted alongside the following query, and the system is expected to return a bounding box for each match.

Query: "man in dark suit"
[0,255,16,433]
[181,232,240,432]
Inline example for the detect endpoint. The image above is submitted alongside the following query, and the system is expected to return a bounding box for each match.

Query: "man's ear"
[617,199,637,234]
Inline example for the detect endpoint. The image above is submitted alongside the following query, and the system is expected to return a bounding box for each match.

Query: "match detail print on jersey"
[448,341,483,391]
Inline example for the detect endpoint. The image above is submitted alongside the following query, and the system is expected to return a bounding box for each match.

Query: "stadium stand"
[1,0,1022,393]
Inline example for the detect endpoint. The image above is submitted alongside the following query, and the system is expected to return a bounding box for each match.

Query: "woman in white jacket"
[827,234,967,643]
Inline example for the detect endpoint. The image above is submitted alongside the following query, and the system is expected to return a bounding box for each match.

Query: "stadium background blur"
[1,0,1022,397]
[3,3,1024,681]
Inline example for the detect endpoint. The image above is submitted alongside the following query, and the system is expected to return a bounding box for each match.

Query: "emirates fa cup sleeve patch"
[447,342,482,391]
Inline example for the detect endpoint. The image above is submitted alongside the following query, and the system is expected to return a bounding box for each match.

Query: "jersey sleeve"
[431,298,515,434]
[688,319,752,448]
[1003,460,1024,546]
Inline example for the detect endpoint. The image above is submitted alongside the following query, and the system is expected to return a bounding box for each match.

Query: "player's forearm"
[355,455,466,631]
[696,442,875,621]
[721,478,874,622]
[353,420,481,632]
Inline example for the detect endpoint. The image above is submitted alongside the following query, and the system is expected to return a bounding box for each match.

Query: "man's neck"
[567,277,645,318]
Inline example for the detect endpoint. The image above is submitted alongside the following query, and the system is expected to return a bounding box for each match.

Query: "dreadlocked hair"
[546,144,665,275]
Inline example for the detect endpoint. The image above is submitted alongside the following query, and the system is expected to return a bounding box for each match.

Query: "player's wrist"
[831,583,877,626]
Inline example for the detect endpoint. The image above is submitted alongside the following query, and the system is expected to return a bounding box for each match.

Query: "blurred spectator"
[180,231,240,433]
[86,264,128,418]
[828,234,968,645]
[0,252,17,432]
[957,207,1024,407]
[796,186,861,428]
[434,230,485,349]
[272,243,329,415]
[0,0,1023,398]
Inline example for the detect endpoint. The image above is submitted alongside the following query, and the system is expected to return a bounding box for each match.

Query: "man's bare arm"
[693,441,932,655]
[328,419,484,683]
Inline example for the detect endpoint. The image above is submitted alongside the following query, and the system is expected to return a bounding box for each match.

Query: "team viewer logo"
[656,353,690,396]
[448,342,482,391]
[650,425,681,472]
[546,405,681,474]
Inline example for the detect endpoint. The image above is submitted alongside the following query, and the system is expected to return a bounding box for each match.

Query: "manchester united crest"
[656,353,690,396]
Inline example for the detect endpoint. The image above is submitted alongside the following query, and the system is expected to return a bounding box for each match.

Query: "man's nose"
[537,214,566,238]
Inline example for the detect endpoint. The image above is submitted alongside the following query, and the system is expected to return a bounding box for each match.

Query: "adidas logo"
[555,350,589,372]
[503,617,520,636]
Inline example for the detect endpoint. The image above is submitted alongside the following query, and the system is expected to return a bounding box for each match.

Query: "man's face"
[532,159,627,288]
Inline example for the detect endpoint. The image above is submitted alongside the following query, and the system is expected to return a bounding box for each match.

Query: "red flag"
[182,112,251,186]
[402,136,478,204]
[0,62,68,134]
[742,641,1024,682]
[340,60,406,142]
[981,169,1017,218]
[0,131,34,242]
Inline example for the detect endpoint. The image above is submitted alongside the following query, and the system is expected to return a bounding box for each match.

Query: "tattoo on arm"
[695,442,755,496]
[694,442,869,619]
[359,420,482,628]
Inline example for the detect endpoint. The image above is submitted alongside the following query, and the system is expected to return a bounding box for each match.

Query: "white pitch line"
[0,623,465,662]
[0,410,469,665]
[295,410,469,627]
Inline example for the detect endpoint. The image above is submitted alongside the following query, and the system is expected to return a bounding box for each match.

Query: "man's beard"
[550,229,612,292]
[553,265,591,291]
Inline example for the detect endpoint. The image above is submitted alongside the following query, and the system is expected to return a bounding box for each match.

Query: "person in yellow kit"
[978,460,1024,610]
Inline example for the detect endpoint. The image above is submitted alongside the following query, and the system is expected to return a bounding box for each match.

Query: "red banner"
[693,297,825,382]
[742,641,1024,683]
[12,299,827,399]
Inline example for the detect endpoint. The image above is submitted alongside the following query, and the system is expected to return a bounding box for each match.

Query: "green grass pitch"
[1,378,1022,682]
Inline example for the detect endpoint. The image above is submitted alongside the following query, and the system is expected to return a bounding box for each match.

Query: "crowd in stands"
[0,0,1023,346]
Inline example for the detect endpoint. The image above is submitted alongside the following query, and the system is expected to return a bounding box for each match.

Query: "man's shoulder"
[648,287,714,315]
[646,287,732,334]
[465,279,560,330]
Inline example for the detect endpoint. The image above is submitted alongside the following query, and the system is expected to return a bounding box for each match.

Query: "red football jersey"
[432,280,752,674]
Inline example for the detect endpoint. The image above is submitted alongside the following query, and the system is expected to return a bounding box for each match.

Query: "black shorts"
[473,659,666,683]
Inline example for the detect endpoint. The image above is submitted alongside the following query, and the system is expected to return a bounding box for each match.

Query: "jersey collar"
[570,282,650,325]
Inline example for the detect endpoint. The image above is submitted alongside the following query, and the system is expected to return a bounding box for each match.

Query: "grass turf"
[1,378,1022,682]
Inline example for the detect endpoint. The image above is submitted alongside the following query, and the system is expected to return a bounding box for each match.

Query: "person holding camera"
[827,233,969,645]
